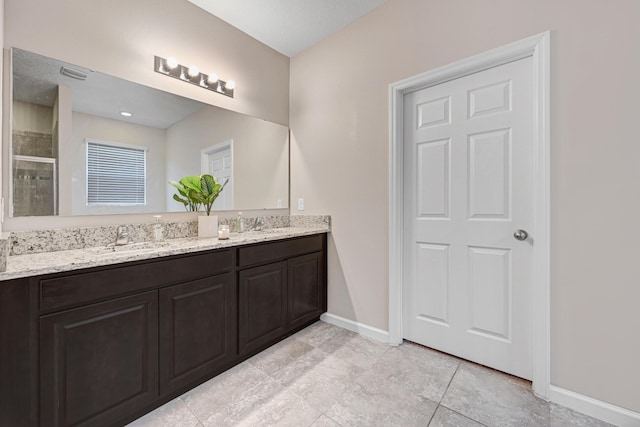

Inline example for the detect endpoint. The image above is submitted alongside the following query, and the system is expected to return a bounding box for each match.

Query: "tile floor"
[128,321,614,427]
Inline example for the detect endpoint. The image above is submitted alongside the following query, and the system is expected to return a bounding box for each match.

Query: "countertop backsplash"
[7,215,331,256]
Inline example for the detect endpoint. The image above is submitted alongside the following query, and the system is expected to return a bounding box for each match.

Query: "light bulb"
[226,80,236,90]
[188,65,200,78]
[166,57,178,69]
[207,72,218,85]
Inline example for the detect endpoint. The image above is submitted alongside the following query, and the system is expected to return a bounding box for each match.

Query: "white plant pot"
[198,215,218,238]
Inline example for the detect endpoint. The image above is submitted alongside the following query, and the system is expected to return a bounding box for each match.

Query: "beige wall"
[12,101,52,134]
[290,0,640,413]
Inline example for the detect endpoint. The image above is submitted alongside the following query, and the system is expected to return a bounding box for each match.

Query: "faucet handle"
[115,225,131,245]
[254,217,265,231]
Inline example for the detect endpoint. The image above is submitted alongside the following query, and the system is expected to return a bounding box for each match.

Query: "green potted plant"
[169,174,228,238]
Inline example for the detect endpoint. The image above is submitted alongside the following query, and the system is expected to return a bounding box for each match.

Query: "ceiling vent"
[60,66,87,81]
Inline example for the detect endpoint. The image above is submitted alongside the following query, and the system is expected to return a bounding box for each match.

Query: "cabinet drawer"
[40,249,232,313]
[238,234,324,268]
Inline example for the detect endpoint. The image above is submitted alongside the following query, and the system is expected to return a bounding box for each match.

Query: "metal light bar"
[154,55,235,98]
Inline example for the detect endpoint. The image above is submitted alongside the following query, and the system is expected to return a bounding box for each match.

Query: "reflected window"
[87,140,147,205]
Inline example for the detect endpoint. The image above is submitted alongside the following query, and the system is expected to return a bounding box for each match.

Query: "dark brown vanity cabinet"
[238,235,327,357]
[0,233,326,427]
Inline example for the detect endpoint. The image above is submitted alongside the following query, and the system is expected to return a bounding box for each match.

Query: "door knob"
[513,229,528,241]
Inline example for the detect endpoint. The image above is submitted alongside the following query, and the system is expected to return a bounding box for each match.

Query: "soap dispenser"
[152,215,165,242]
[236,211,245,233]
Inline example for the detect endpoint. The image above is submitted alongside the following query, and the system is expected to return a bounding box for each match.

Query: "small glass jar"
[218,224,230,240]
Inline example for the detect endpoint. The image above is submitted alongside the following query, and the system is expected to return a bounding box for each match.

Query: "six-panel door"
[402,57,534,379]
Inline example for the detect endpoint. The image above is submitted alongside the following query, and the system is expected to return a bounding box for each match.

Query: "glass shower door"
[12,155,57,216]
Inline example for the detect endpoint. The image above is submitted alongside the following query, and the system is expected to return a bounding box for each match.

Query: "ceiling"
[187,0,389,57]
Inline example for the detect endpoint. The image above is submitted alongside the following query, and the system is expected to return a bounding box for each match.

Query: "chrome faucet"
[114,225,131,246]
[249,217,265,231]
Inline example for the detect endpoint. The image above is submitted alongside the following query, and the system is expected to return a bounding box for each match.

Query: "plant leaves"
[170,174,228,214]
[180,175,202,192]
[172,193,188,205]
[201,174,216,196]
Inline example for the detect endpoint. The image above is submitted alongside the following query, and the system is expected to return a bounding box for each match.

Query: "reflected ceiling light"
[120,111,133,117]
[153,55,235,98]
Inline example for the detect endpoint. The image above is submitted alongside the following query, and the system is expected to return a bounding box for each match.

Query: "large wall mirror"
[5,48,289,218]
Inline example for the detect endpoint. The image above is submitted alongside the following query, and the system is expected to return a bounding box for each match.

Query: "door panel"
[468,246,511,340]
[468,129,510,218]
[417,138,450,218]
[159,273,235,395]
[288,252,324,330]
[40,292,158,427]
[415,243,450,325]
[238,262,287,356]
[403,57,533,379]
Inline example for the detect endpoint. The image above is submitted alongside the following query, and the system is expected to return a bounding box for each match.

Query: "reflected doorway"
[201,140,233,211]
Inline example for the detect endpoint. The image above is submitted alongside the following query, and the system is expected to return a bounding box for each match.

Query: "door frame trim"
[388,31,550,398]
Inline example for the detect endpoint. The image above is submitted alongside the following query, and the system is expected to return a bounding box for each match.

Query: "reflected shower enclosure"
[13,155,57,216]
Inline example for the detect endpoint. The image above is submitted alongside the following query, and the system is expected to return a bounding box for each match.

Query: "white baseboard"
[549,385,640,427]
[320,313,390,343]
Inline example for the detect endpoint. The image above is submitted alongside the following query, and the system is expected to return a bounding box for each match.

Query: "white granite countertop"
[0,227,329,281]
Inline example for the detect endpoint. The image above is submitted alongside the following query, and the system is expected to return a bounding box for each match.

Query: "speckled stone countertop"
[0,226,329,282]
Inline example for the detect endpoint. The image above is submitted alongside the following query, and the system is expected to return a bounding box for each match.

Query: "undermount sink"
[88,241,168,256]
[241,227,289,235]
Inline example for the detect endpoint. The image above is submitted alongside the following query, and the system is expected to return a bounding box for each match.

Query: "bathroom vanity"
[0,230,327,427]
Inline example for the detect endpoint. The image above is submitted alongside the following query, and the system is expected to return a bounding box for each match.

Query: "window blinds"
[87,141,146,205]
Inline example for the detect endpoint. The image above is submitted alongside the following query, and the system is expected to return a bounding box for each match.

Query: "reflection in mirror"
[8,48,289,217]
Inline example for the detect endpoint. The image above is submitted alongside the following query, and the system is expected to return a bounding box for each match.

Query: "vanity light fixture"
[120,111,133,117]
[154,55,234,98]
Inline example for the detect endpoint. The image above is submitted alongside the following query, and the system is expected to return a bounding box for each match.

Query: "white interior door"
[202,142,233,211]
[402,57,534,379]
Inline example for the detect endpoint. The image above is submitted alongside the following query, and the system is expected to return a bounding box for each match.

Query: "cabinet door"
[40,291,158,427]
[238,261,287,355]
[159,273,235,395]
[288,252,325,330]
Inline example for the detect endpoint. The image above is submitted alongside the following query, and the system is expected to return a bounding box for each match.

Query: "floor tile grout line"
[185,368,274,426]
[435,404,491,427]
[435,362,492,426]
[438,361,461,405]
